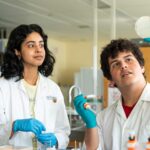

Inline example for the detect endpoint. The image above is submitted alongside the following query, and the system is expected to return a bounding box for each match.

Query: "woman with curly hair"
[0,24,70,149]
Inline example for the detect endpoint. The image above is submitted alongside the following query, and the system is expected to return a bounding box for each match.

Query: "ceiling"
[0,0,150,41]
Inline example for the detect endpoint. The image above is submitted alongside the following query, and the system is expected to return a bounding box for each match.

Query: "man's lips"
[121,71,132,78]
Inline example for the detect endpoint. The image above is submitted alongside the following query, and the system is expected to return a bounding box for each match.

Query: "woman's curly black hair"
[1,24,55,80]
[100,38,145,80]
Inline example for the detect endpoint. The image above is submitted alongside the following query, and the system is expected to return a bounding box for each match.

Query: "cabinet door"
[140,47,150,82]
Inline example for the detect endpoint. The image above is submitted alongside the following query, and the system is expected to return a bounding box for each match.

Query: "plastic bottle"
[146,137,150,150]
[127,131,137,150]
[32,136,37,150]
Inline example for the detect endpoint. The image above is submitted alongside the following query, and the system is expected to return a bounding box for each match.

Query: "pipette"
[84,94,98,114]
[83,102,96,114]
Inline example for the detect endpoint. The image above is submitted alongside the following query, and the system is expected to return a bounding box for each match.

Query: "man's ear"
[109,80,116,87]
[141,66,145,74]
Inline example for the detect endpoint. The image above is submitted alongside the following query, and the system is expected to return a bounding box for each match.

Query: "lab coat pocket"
[44,96,58,131]
[45,95,58,114]
[46,95,57,103]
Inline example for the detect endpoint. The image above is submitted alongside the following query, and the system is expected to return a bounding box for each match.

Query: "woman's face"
[16,32,45,69]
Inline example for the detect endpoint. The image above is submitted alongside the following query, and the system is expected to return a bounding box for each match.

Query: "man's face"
[108,51,145,89]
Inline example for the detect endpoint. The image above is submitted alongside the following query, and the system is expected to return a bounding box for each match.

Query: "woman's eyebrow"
[25,40,44,44]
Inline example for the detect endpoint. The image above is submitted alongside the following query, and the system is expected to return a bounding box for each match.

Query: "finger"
[32,121,45,135]
[74,95,87,106]
[38,133,51,140]
[34,120,46,132]
[31,126,40,136]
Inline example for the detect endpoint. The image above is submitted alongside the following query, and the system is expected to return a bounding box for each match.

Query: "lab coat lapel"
[11,80,30,119]
[33,74,46,121]
[115,99,126,120]
[112,100,126,150]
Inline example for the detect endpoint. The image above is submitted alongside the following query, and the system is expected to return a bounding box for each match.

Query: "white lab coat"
[0,73,70,149]
[96,82,150,150]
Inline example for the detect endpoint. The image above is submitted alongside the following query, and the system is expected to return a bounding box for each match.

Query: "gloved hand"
[13,118,46,136]
[37,133,58,147]
[73,94,96,128]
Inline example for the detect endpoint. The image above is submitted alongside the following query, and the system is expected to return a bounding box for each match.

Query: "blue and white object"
[135,16,150,42]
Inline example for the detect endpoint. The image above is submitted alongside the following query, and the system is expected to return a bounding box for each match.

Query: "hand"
[37,133,57,147]
[73,94,96,128]
[13,118,46,136]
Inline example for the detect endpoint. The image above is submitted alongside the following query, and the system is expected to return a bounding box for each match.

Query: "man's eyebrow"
[110,59,118,65]
[124,54,133,58]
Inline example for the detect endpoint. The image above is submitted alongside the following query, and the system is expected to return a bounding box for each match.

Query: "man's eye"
[112,62,119,68]
[126,58,132,62]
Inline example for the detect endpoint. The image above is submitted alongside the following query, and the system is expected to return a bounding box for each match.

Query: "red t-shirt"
[122,103,136,118]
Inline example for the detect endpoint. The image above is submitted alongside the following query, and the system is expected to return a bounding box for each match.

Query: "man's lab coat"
[0,74,70,149]
[97,83,150,150]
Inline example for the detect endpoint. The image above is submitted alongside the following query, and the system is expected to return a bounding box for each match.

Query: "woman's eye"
[40,43,44,48]
[28,44,34,48]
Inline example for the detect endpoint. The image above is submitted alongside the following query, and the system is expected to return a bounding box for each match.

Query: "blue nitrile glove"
[37,133,58,147]
[73,94,96,128]
[13,118,46,136]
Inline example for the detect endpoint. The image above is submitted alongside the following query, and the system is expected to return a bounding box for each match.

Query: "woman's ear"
[15,49,21,60]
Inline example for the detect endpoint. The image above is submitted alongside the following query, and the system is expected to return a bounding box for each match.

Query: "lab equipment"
[69,85,97,115]
[37,132,57,147]
[146,137,150,150]
[74,68,103,111]
[68,85,97,128]
[83,95,97,114]
[73,94,96,128]
[68,85,82,129]
[127,131,137,150]
[13,118,46,136]
[68,85,97,150]
[135,16,150,42]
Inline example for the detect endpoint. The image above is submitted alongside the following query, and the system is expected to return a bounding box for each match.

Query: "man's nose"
[121,62,127,70]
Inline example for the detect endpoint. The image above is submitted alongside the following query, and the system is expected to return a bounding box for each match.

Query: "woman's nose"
[35,45,42,53]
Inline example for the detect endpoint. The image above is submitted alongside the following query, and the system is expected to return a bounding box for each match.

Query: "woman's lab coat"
[96,82,150,150]
[0,73,70,149]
